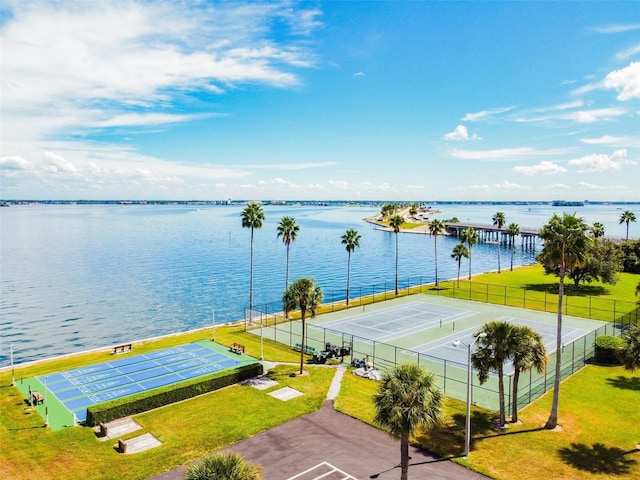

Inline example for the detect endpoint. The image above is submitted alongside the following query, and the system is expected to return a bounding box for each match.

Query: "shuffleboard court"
[407,315,589,376]
[314,301,477,343]
[18,340,253,426]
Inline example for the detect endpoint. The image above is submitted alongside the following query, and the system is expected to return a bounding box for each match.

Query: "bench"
[293,343,317,355]
[31,391,44,406]
[229,343,245,354]
[112,343,132,355]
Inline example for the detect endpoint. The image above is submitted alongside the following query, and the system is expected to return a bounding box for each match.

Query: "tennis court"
[17,340,255,429]
[256,294,608,412]
[409,315,588,375]
[318,301,476,344]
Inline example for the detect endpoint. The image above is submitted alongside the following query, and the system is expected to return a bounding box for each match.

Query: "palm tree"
[373,363,443,480]
[619,210,636,241]
[492,211,506,273]
[460,227,478,281]
[471,321,517,427]
[622,324,640,371]
[537,212,590,429]
[429,219,445,288]
[341,229,361,306]
[283,277,323,375]
[276,216,299,290]
[510,325,547,423]
[591,222,605,240]
[184,451,262,480]
[390,215,405,295]
[451,243,469,287]
[241,202,265,322]
[506,223,521,272]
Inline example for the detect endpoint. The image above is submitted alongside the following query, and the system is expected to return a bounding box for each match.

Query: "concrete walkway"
[148,365,490,480]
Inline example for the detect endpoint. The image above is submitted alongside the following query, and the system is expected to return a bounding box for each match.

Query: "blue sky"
[1,1,639,201]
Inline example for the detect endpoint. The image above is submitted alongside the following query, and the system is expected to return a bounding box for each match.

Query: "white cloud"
[580,135,631,145]
[515,107,626,123]
[462,106,514,122]
[532,100,585,112]
[577,181,604,189]
[568,149,636,173]
[449,147,569,161]
[443,125,480,141]
[604,62,640,100]
[354,72,365,77]
[44,152,80,174]
[591,23,640,34]
[513,161,568,176]
[615,44,640,60]
[0,156,34,170]
[494,181,530,190]
[546,183,571,190]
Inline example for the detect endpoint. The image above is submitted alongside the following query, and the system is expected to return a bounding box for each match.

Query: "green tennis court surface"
[17,340,254,430]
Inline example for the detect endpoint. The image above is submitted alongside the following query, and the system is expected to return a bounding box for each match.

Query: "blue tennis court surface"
[37,341,243,423]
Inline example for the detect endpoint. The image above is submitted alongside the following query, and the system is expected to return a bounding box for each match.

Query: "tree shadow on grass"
[415,410,495,457]
[558,443,638,474]
[522,283,609,297]
[606,376,640,391]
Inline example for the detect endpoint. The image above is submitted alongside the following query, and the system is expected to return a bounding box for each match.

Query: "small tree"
[506,223,521,272]
[492,211,506,273]
[428,219,445,288]
[373,363,443,480]
[341,229,361,306]
[283,278,323,375]
[451,243,469,287]
[619,210,636,242]
[184,451,262,480]
[510,325,547,423]
[537,212,591,429]
[390,215,405,295]
[622,324,640,371]
[460,227,478,281]
[471,321,517,427]
[241,202,265,321]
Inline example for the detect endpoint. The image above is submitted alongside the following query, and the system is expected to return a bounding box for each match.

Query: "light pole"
[453,332,487,458]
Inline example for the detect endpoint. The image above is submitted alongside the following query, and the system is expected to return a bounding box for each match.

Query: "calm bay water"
[1,202,638,365]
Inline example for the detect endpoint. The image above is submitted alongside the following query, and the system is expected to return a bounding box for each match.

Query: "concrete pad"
[243,376,279,390]
[96,418,142,441]
[268,387,303,401]
[119,432,162,454]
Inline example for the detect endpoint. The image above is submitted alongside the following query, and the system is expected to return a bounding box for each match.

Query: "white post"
[10,344,15,386]
[453,332,486,459]
[43,376,49,427]
[260,312,264,361]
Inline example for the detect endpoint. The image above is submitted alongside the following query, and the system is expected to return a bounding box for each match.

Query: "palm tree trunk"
[285,244,290,290]
[510,245,514,272]
[249,228,254,318]
[299,310,306,375]
[545,268,565,429]
[511,368,521,423]
[434,235,439,287]
[457,260,461,288]
[400,432,409,480]
[395,233,399,295]
[346,252,351,306]
[468,248,472,280]
[498,364,505,427]
[497,237,501,273]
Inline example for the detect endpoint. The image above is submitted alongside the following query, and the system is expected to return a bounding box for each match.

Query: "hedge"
[594,335,625,365]
[86,362,263,426]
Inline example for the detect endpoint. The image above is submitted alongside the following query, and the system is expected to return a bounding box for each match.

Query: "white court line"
[287,461,357,480]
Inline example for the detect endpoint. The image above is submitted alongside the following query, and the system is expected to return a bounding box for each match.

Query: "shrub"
[184,451,262,480]
[594,335,625,365]
[86,362,263,426]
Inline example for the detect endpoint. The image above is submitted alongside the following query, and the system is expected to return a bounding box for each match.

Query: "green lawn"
[336,364,640,480]
[2,265,639,480]
[425,264,639,324]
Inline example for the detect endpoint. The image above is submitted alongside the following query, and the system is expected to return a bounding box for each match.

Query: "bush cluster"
[86,362,263,426]
[594,335,625,365]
